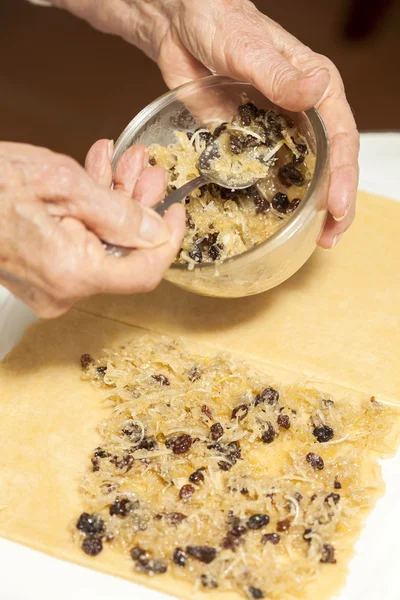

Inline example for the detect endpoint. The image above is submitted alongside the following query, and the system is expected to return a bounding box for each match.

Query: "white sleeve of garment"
[27,0,52,6]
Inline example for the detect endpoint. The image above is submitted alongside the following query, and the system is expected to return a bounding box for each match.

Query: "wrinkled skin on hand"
[54,0,359,249]
[0,141,185,317]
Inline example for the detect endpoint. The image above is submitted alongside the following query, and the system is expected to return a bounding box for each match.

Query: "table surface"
[0,132,400,600]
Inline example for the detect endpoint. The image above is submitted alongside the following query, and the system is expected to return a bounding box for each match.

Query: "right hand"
[0,140,185,318]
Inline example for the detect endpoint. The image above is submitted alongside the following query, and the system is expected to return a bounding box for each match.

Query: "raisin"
[241,487,249,495]
[334,478,342,490]
[137,437,157,451]
[238,102,258,126]
[218,460,233,471]
[325,493,341,505]
[276,519,291,532]
[320,544,336,564]
[272,192,290,214]
[149,156,157,166]
[198,130,213,144]
[261,422,276,444]
[186,212,195,230]
[154,512,187,525]
[254,197,270,215]
[186,546,217,564]
[303,528,312,543]
[210,423,224,440]
[94,447,108,458]
[292,153,305,165]
[213,122,228,137]
[288,198,301,213]
[248,586,265,599]
[208,243,223,261]
[80,353,94,369]
[152,374,170,386]
[313,424,334,443]
[254,387,279,406]
[189,468,206,485]
[231,404,249,421]
[247,514,270,530]
[96,366,107,377]
[189,366,202,382]
[278,164,304,187]
[173,548,187,567]
[310,494,318,502]
[294,492,303,502]
[91,457,100,472]
[261,533,280,545]
[131,547,148,561]
[229,134,245,155]
[222,535,242,551]
[306,452,324,470]
[245,186,261,200]
[179,484,195,501]
[136,558,168,575]
[230,524,247,537]
[109,497,139,517]
[277,414,290,429]
[227,441,241,461]
[82,537,103,556]
[201,574,218,588]
[110,454,134,472]
[76,513,105,536]
[122,421,142,441]
[189,247,203,263]
[172,434,193,455]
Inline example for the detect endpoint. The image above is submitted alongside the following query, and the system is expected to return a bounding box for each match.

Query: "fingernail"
[333,206,349,222]
[108,140,114,161]
[331,233,343,248]
[142,148,149,170]
[139,207,170,246]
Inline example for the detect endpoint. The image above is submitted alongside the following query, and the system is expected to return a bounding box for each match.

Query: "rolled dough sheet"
[0,310,398,600]
[77,192,400,402]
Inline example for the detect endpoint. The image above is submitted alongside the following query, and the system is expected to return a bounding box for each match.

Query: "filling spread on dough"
[148,102,315,267]
[74,338,395,599]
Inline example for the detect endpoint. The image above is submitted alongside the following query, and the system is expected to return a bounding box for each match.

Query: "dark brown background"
[1,0,399,163]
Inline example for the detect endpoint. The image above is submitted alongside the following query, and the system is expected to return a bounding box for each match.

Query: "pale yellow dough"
[0,191,399,600]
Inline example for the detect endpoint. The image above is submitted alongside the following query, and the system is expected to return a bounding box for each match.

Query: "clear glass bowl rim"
[113,75,330,271]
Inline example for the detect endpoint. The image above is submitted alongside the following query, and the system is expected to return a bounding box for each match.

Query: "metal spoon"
[104,140,259,256]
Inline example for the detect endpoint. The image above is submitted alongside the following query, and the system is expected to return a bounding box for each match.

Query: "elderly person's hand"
[53,0,359,250]
[0,141,185,317]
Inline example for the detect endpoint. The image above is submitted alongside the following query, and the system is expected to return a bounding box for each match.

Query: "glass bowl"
[112,76,329,298]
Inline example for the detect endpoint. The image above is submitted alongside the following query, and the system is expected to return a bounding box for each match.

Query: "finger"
[318,200,356,249]
[98,202,185,294]
[85,139,113,187]
[133,166,168,207]
[113,145,148,197]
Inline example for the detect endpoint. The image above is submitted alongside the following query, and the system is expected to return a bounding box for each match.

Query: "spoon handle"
[102,175,208,257]
[154,175,208,216]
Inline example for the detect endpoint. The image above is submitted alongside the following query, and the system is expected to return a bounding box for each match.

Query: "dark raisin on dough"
[261,533,281,545]
[208,243,224,261]
[76,513,105,536]
[231,404,249,421]
[276,519,291,533]
[334,478,342,490]
[221,535,242,551]
[173,548,187,567]
[96,366,107,378]
[227,441,241,461]
[306,452,324,470]
[201,574,218,588]
[254,197,270,215]
[154,512,187,525]
[188,365,202,382]
[238,102,258,126]
[261,422,276,444]
[189,247,203,264]
[218,460,233,471]
[241,487,249,495]
[110,454,135,472]
[186,212,195,230]
[186,545,217,564]
[313,424,334,443]
[254,387,279,406]
[189,468,206,485]
[325,493,341,505]
[121,421,142,441]
[288,198,301,213]
[135,558,168,575]
[172,434,193,455]
[137,437,158,451]
[320,544,337,564]
[277,414,290,429]
[248,586,265,599]
[179,484,195,501]
[303,528,312,543]
[131,546,148,561]
[152,374,170,386]
[213,122,228,137]
[278,163,305,187]
[109,497,139,517]
[82,537,103,556]
[210,422,224,440]
[229,134,245,155]
[230,523,247,537]
[149,156,157,166]
[272,192,290,214]
[80,353,94,369]
[247,514,270,530]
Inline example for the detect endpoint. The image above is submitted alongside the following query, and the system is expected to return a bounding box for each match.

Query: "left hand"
[53,0,359,249]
